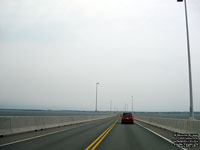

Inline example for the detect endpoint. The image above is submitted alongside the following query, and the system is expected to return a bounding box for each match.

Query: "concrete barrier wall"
[135,116,200,135]
[0,114,116,136]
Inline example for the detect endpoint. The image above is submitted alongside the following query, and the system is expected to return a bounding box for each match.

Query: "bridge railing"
[0,113,117,136]
[135,116,200,136]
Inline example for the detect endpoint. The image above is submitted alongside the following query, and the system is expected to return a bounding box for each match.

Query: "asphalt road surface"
[0,117,181,150]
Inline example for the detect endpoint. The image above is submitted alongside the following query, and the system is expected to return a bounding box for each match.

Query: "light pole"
[177,0,194,120]
[110,100,112,112]
[131,96,133,113]
[95,83,99,112]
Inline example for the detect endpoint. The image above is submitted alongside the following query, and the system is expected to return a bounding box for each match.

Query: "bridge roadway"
[0,116,181,150]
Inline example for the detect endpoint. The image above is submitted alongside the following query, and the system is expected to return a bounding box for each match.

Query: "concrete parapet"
[135,116,200,135]
[0,114,116,136]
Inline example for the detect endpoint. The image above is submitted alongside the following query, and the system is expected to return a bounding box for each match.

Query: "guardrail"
[0,114,117,136]
[135,116,200,136]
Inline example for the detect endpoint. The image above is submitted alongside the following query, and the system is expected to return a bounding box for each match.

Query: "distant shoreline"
[0,109,199,120]
[0,108,199,113]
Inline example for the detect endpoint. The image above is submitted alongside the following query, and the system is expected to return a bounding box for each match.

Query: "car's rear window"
[123,113,132,117]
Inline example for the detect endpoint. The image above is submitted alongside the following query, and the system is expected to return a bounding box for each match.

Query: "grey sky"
[0,0,199,111]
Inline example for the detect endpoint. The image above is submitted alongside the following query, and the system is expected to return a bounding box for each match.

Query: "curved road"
[0,117,181,150]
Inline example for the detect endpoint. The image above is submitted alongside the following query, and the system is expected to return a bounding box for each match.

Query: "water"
[134,112,200,120]
[0,109,199,120]
[0,109,112,116]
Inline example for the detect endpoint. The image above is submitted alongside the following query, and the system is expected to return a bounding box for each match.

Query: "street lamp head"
[177,0,183,2]
[96,82,99,85]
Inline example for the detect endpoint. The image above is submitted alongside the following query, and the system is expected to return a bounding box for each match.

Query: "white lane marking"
[136,122,187,150]
[0,118,112,147]
[0,127,74,147]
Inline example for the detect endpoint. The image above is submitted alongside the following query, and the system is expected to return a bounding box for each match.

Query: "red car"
[121,112,134,124]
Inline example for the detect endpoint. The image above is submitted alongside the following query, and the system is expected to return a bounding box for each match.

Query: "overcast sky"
[0,0,199,112]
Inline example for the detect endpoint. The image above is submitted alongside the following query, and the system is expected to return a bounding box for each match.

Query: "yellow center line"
[91,121,116,150]
[85,118,119,150]
[85,126,111,150]
[85,119,117,150]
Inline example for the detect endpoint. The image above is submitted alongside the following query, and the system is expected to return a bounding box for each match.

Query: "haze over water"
[0,0,200,112]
